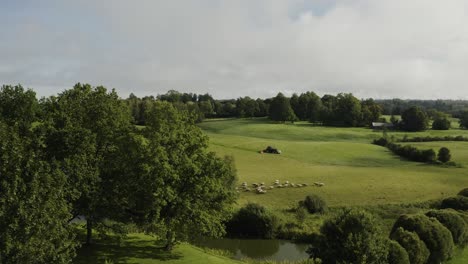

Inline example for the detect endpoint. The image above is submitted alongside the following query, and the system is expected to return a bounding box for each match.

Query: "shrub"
[308,208,388,264]
[425,210,467,245]
[432,117,451,130]
[458,188,468,197]
[390,227,429,264]
[386,143,436,163]
[390,214,454,264]
[299,194,327,214]
[387,239,410,264]
[372,137,388,146]
[226,203,279,239]
[294,206,307,224]
[441,196,468,211]
[437,147,451,163]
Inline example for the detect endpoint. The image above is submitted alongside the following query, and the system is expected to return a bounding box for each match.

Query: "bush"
[437,147,451,163]
[390,214,454,264]
[432,117,451,130]
[458,188,468,197]
[372,137,388,146]
[226,203,279,239]
[299,194,327,214]
[426,210,467,245]
[308,208,388,264]
[387,240,410,264]
[441,196,468,211]
[390,227,430,264]
[386,142,436,163]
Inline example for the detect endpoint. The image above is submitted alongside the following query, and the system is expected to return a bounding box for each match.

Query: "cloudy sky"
[2,0,468,99]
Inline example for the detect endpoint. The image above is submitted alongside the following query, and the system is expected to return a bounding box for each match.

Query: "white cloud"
[2,0,468,99]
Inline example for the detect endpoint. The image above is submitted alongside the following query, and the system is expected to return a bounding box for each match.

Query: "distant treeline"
[126,90,382,127]
[376,99,468,117]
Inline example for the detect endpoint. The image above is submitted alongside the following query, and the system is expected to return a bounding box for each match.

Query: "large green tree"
[141,101,238,250]
[41,83,133,245]
[459,110,468,129]
[401,106,429,131]
[0,122,78,263]
[269,93,297,122]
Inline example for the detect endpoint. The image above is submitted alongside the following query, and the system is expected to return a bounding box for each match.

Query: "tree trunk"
[86,218,93,245]
[164,230,175,251]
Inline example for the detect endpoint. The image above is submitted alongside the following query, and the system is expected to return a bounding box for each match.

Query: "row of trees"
[0,84,238,263]
[125,90,383,127]
[127,90,468,130]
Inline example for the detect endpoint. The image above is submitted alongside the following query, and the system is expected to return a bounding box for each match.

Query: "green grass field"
[199,118,468,208]
[74,233,241,264]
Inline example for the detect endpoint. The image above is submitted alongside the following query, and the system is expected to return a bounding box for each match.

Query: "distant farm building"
[372,122,394,130]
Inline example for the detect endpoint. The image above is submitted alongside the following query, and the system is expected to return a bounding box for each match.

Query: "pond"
[194,238,310,261]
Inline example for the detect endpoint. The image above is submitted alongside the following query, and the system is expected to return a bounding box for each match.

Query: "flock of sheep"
[236,180,325,194]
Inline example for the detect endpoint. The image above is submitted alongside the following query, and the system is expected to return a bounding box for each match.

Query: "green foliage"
[441,196,468,211]
[0,123,78,263]
[361,98,383,127]
[386,142,436,163]
[391,214,454,263]
[458,188,468,197]
[299,195,327,214]
[390,227,430,264]
[290,92,322,122]
[0,84,38,134]
[459,110,468,129]
[226,203,279,239]
[438,147,452,163]
[269,93,297,122]
[308,208,388,264]
[401,106,429,131]
[387,240,410,264]
[40,83,134,244]
[320,93,363,127]
[432,116,451,130]
[425,210,468,245]
[141,101,238,249]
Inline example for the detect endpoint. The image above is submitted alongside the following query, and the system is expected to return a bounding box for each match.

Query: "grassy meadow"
[199,118,468,209]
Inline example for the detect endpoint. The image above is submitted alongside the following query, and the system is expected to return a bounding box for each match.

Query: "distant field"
[199,118,468,209]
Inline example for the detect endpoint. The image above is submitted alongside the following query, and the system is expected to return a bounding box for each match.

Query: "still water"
[195,238,309,261]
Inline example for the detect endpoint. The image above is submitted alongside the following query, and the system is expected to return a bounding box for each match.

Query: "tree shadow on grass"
[73,238,183,264]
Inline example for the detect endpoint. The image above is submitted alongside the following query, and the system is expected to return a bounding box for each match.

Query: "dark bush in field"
[390,214,454,264]
[432,117,451,130]
[458,188,468,197]
[425,210,468,245]
[372,137,388,146]
[387,143,436,163]
[308,209,388,264]
[441,196,468,211]
[437,147,451,163]
[299,194,327,214]
[387,240,410,264]
[390,227,430,264]
[226,203,279,239]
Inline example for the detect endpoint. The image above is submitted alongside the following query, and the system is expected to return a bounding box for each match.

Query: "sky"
[2,0,468,99]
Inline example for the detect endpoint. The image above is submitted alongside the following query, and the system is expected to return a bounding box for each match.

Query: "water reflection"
[195,238,309,261]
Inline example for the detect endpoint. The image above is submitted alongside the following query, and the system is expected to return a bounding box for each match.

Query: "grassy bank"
[73,233,241,264]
